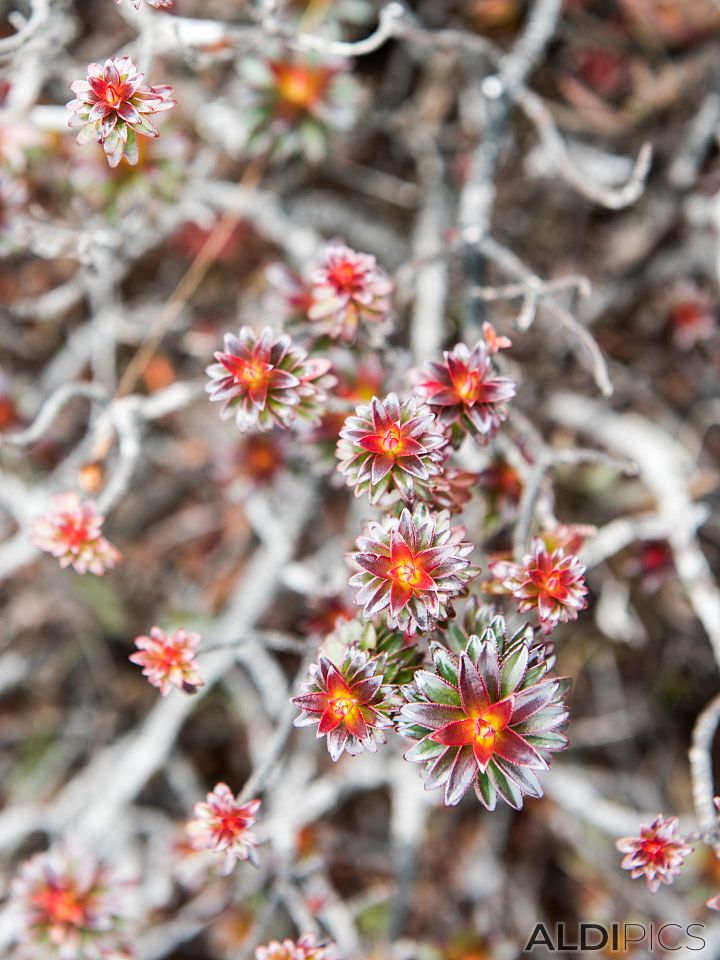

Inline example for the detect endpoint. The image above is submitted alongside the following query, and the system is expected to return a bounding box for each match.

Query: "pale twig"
[478,236,613,395]
[0,383,107,449]
[548,393,720,671]
[294,3,404,57]
[516,88,652,211]
[0,0,50,61]
[689,692,720,845]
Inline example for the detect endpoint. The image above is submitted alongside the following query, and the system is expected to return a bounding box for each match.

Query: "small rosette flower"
[349,505,476,635]
[399,617,570,809]
[308,244,393,342]
[10,845,132,960]
[67,57,175,168]
[414,341,517,444]
[616,815,693,893]
[205,326,334,432]
[30,493,121,576]
[336,393,448,505]
[489,539,588,633]
[292,647,395,761]
[187,783,260,875]
[239,50,359,162]
[129,626,204,696]
[255,936,336,960]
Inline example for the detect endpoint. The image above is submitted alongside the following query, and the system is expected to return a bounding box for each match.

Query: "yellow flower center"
[330,694,357,718]
[381,426,401,452]
[394,562,421,586]
[104,83,122,107]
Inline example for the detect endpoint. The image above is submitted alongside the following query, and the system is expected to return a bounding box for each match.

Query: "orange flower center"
[456,370,480,402]
[104,83,123,107]
[276,65,325,109]
[381,426,402,452]
[543,571,568,600]
[330,694,357,718]
[225,357,269,388]
[393,561,422,586]
[31,885,88,928]
[327,260,361,293]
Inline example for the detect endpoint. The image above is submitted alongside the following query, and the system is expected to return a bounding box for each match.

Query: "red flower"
[308,244,393,342]
[414,341,517,443]
[336,393,448,504]
[129,626,204,696]
[490,539,588,633]
[400,623,569,808]
[205,326,334,432]
[187,784,260,875]
[30,493,121,576]
[292,649,394,761]
[67,57,175,168]
[616,816,693,893]
[350,505,475,634]
[664,280,717,351]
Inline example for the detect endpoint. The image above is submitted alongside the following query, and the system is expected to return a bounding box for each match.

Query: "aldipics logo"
[524,922,707,953]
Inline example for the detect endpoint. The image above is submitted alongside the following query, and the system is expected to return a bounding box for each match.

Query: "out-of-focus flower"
[264,262,314,325]
[217,433,287,489]
[623,538,675,594]
[336,393,448,505]
[350,505,476,634]
[0,114,48,172]
[129,626,204,696]
[414,341,517,444]
[205,326,334,432]
[255,935,336,960]
[302,593,355,640]
[70,130,189,218]
[616,816,693,892]
[238,50,359,162]
[478,458,523,518]
[187,784,260,875]
[489,540,588,633]
[540,523,595,556]
[30,493,121,576]
[422,467,477,515]
[67,57,175,168]
[400,616,570,808]
[482,321,512,354]
[664,280,717,351]
[292,647,395,761]
[308,244,393,342]
[10,846,132,960]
